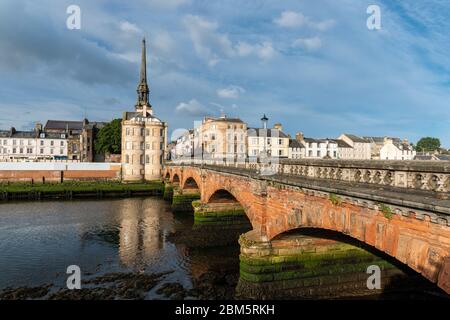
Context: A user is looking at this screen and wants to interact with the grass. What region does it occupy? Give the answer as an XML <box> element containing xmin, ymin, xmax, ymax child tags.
<box><xmin>378</xmin><ymin>203</ymin><xmax>393</xmax><ymax>220</ymax></box>
<box><xmin>329</xmin><ymin>193</ymin><xmax>342</xmax><ymax>206</ymax></box>
<box><xmin>0</xmin><ymin>180</ymin><xmax>164</xmax><ymax>194</ymax></box>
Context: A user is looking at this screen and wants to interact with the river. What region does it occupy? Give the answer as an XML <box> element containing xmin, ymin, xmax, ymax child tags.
<box><xmin>0</xmin><ymin>197</ymin><xmax>447</xmax><ymax>300</ymax></box>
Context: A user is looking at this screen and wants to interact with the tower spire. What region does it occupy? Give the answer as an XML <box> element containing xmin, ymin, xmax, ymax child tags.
<box><xmin>136</xmin><ymin>38</ymin><xmax>150</xmax><ymax>111</ymax></box>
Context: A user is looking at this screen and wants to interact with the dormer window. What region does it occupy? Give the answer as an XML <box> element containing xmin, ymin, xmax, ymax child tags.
<box><xmin>61</xmin><ymin>134</ymin><xmax>66</xmax><ymax>139</ymax></box>
<box><xmin>40</xmin><ymin>133</ymin><xmax>45</xmax><ymax>138</ymax></box>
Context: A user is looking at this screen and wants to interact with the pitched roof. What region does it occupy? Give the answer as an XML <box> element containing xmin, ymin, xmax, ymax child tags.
<box><xmin>45</xmin><ymin>120</ymin><xmax>83</xmax><ymax>130</ymax></box>
<box><xmin>289</xmin><ymin>139</ymin><xmax>304</xmax><ymax>148</ymax></box>
<box><xmin>247</xmin><ymin>128</ymin><xmax>289</xmax><ymax>138</ymax></box>
<box><xmin>342</xmin><ymin>134</ymin><xmax>368</xmax><ymax>143</ymax></box>
<box><xmin>332</xmin><ymin>139</ymin><xmax>353</xmax><ymax>148</ymax></box>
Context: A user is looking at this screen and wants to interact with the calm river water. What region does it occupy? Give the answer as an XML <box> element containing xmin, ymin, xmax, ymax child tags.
<box><xmin>0</xmin><ymin>197</ymin><xmax>447</xmax><ymax>300</ymax></box>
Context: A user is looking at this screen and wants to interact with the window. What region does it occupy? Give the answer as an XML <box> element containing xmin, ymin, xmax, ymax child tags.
<box><xmin>50</xmin><ymin>141</ymin><xmax>54</xmax><ymax>146</ymax></box>
<box><xmin>13</xmin><ymin>140</ymin><xmax>16</xmax><ymax>145</ymax></box>
<box><xmin>27</xmin><ymin>148</ymin><xmax>32</xmax><ymax>154</ymax></box>
<box><xmin>140</xmin><ymin>142</ymin><xmax>144</xmax><ymax>150</ymax></box>
<box><xmin>317</xmin><ymin>150</ymin><xmax>320</xmax><ymax>157</ymax></box>
<box><xmin>146</xmin><ymin>129</ymin><xmax>149</xmax><ymax>136</ymax></box>
<box><xmin>19</xmin><ymin>148</ymin><xmax>23</xmax><ymax>154</ymax></box>
<box><xmin>40</xmin><ymin>140</ymin><xmax>44</xmax><ymax>146</ymax></box>
<box><xmin>40</xmin><ymin>133</ymin><xmax>45</xmax><ymax>138</ymax></box>
<box><xmin>308</xmin><ymin>150</ymin><xmax>312</xmax><ymax>157</ymax></box>
<box><xmin>140</xmin><ymin>155</ymin><xmax>144</xmax><ymax>165</ymax></box>
<box><xmin>12</xmin><ymin>148</ymin><xmax>16</xmax><ymax>153</ymax></box>
<box><xmin>20</xmin><ymin>140</ymin><xmax>24</xmax><ymax>145</ymax></box>
<box><xmin>126</xmin><ymin>128</ymin><xmax>130</xmax><ymax>136</ymax></box>
<box><xmin>279</xmin><ymin>150</ymin><xmax>283</xmax><ymax>156</ymax></box>
<box><xmin>60</xmin><ymin>141</ymin><xmax>64</xmax><ymax>146</ymax></box>
<box><xmin>61</xmin><ymin>134</ymin><xmax>66</xmax><ymax>139</ymax></box>
<box><xmin>279</xmin><ymin>139</ymin><xmax>282</xmax><ymax>145</ymax></box>
<box><xmin>160</xmin><ymin>129</ymin><xmax>163</xmax><ymax>136</ymax></box>
<box><xmin>40</xmin><ymin>149</ymin><xmax>44</xmax><ymax>154</ymax></box>
<box><xmin>125</xmin><ymin>155</ymin><xmax>129</xmax><ymax>163</ymax></box>
<box><xmin>152</xmin><ymin>142</ymin><xmax>156</xmax><ymax>150</ymax></box>
<box><xmin>146</xmin><ymin>144</ymin><xmax>150</xmax><ymax>150</ymax></box>
<box><xmin>140</xmin><ymin>128</ymin><xmax>144</xmax><ymax>136</ymax></box>
<box><xmin>145</xmin><ymin>155</ymin><xmax>149</xmax><ymax>164</ymax></box>
<box><xmin>50</xmin><ymin>149</ymin><xmax>54</xmax><ymax>154</ymax></box>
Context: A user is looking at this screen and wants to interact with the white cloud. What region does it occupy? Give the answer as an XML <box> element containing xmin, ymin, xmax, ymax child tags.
<box><xmin>119</xmin><ymin>21</ymin><xmax>142</xmax><ymax>34</ymax></box>
<box><xmin>183</xmin><ymin>15</ymin><xmax>234</xmax><ymax>66</ymax></box>
<box><xmin>153</xmin><ymin>31</ymin><xmax>175</xmax><ymax>53</ymax></box>
<box><xmin>217</xmin><ymin>85</ymin><xmax>245</xmax><ymax>99</ymax></box>
<box><xmin>312</xmin><ymin>19</ymin><xmax>336</xmax><ymax>31</ymax></box>
<box><xmin>235</xmin><ymin>41</ymin><xmax>276</xmax><ymax>60</ymax></box>
<box><xmin>175</xmin><ymin>99</ymin><xmax>211</xmax><ymax>116</ymax></box>
<box><xmin>146</xmin><ymin>0</ymin><xmax>191</xmax><ymax>9</ymax></box>
<box><xmin>292</xmin><ymin>37</ymin><xmax>322</xmax><ymax>51</ymax></box>
<box><xmin>184</xmin><ymin>15</ymin><xmax>276</xmax><ymax>65</ymax></box>
<box><xmin>274</xmin><ymin>11</ymin><xmax>335</xmax><ymax>31</ymax></box>
<box><xmin>274</xmin><ymin>11</ymin><xmax>308</xmax><ymax>28</ymax></box>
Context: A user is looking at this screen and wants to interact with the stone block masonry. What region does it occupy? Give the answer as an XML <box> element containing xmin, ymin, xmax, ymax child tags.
<box><xmin>193</xmin><ymin>201</ymin><xmax>248</xmax><ymax>226</ymax></box>
<box><xmin>236</xmin><ymin>233</ymin><xmax>422</xmax><ymax>299</ymax></box>
<box><xmin>171</xmin><ymin>187</ymin><xmax>200</xmax><ymax>213</ymax></box>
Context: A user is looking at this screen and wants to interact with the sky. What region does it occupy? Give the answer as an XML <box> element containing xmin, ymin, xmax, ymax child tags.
<box><xmin>0</xmin><ymin>0</ymin><xmax>450</xmax><ymax>147</ymax></box>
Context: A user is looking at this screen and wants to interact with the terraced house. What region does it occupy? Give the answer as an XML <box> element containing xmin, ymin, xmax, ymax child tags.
<box><xmin>0</xmin><ymin>124</ymin><xmax>67</xmax><ymax>161</ymax></box>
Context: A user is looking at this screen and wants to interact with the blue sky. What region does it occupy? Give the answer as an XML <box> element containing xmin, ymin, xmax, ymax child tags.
<box><xmin>0</xmin><ymin>0</ymin><xmax>450</xmax><ymax>147</ymax></box>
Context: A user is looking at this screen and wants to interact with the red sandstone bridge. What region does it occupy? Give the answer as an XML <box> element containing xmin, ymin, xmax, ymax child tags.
<box><xmin>164</xmin><ymin>159</ymin><xmax>450</xmax><ymax>295</ymax></box>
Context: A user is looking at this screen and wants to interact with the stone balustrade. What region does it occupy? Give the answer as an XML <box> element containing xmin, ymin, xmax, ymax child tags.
<box><xmin>167</xmin><ymin>158</ymin><xmax>450</xmax><ymax>193</ymax></box>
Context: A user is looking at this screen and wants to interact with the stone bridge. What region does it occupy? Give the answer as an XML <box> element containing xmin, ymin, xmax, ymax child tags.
<box><xmin>163</xmin><ymin>159</ymin><xmax>450</xmax><ymax>295</ymax></box>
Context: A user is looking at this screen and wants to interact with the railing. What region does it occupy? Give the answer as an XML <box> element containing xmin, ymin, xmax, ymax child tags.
<box><xmin>167</xmin><ymin>157</ymin><xmax>450</xmax><ymax>193</ymax></box>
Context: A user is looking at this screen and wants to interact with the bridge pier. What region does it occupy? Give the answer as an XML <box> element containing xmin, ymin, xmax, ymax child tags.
<box><xmin>171</xmin><ymin>187</ymin><xmax>201</xmax><ymax>213</ymax></box>
<box><xmin>163</xmin><ymin>182</ymin><xmax>174</xmax><ymax>201</ymax></box>
<box><xmin>192</xmin><ymin>200</ymin><xmax>248</xmax><ymax>225</ymax></box>
<box><xmin>236</xmin><ymin>230</ymin><xmax>423</xmax><ymax>299</ymax></box>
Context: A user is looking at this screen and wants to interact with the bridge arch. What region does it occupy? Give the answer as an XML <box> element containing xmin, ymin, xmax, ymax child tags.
<box><xmin>172</xmin><ymin>173</ymin><xmax>180</xmax><ymax>185</ymax></box>
<box><xmin>181</xmin><ymin>172</ymin><xmax>203</xmax><ymax>193</ymax></box>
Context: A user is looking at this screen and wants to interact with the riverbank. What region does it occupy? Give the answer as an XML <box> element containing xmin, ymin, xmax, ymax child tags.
<box><xmin>0</xmin><ymin>181</ymin><xmax>164</xmax><ymax>201</ymax></box>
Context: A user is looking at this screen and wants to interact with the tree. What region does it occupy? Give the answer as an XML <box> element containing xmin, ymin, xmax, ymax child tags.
<box><xmin>415</xmin><ymin>137</ymin><xmax>441</xmax><ymax>152</ymax></box>
<box><xmin>94</xmin><ymin>119</ymin><xmax>122</xmax><ymax>155</ymax></box>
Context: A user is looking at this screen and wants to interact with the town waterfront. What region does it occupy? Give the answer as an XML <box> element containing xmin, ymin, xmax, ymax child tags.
<box><xmin>0</xmin><ymin>197</ymin><xmax>447</xmax><ymax>300</ymax></box>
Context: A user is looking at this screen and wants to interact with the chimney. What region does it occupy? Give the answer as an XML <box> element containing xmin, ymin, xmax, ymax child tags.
<box><xmin>273</xmin><ymin>123</ymin><xmax>282</xmax><ymax>131</ymax></box>
<box><xmin>35</xmin><ymin>122</ymin><xmax>43</xmax><ymax>132</ymax></box>
<box><xmin>295</xmin><ymin>132</ymin><xmax>304</xmax><ymax>142</ymax></box>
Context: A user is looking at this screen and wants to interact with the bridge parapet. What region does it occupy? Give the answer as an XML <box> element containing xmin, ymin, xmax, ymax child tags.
<box><xmin>168</xmin><ymin>158</ymin><xmax>450</xmax><ymax>194</ymax></box>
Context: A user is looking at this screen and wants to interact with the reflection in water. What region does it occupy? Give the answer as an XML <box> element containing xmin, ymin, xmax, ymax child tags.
<box><xmin>0</xmin><ymin>197</ymin><xmax>447</xmax><ymax>300</ymax></box>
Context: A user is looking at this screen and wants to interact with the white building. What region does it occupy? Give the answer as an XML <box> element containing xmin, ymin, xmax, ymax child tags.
<box><xmin>364</xmin><ymin>136</ymin><xmax>415</xmax><ymax>160</ymax></box>
<box><xmin>337</xmin><ymin>134</ymin><xmax>371</xmax><ymax>159</ymax></box>
<box><xmin>288</xmin><ymin>139</ymin><xmax>305</xmax><ymax>159</ymax></box>
<box><xmin>247</xmin><ymin>115</ymin><xmax>290</xmax><ymax>159</ymax></box>
<box><xmin>295</xmin><ymin>132</ymin><xmax>338</xmax><ymax>159</ymax></box>
<box><xmin>379</xmin><ymin>138</ymin><xmax>416</xmax><ymax>160</ymax></box>
<box><xmin>0</xmin><ymin>127</ymin><xmax>68</xmax><ymax>161</ymax></box>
